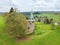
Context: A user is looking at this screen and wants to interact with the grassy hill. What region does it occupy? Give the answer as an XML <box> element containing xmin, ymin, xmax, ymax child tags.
<box><xmin>34</xmin><ymin>13</ymin><xmax>60</xmax><ymax>21</ymax></box>
<box><xmin>0</xmin><ymin>13</ymin><xmax>60</xmax><ymax>45</ymax></box>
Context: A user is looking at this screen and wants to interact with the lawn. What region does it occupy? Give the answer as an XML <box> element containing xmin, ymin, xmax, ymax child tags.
<box><xmin>0</xmin><ymin>13</ymin><xmax>60</xmax><ymax>45</ymax></box>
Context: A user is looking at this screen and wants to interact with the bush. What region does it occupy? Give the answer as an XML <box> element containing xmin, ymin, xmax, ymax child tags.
<box><xmin>5</xmin><ymin>11</ymin><xmax>28</xmax><ymax>39</ymax></box>
<box><xmin>51</xmin><ymin>22</ymin><xmax>60</xmax><ymax>30</ymax></box>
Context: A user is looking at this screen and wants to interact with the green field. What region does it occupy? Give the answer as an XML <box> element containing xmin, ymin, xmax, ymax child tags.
<box><xmin>34</xmin><ymin>13</ymin><xmax>60</xmax><ymax>21</ymax></box>
<box><xmin>0</xmin><ymin>13</ymin><xmax>60</xmax><ymax>45</ymax></box>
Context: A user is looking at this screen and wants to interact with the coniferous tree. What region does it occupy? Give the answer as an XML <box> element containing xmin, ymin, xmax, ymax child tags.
<box><xmin>9</xmin><ymin>7</ymin><xmax>14</xmax><ymax>13</ymax></box>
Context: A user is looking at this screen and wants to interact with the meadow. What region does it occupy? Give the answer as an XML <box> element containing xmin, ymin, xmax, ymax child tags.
<box><xmin>0</xmin><ymin>13</ymin><xmax>60</xmax><ymax>45</ymax></box>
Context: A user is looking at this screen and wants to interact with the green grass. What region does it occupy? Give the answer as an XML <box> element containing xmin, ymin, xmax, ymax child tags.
<box><xmin>34</xmin><ymin>13</ymin><xmax>60</xmax><ymax>21</ymax></box>
<box><xmin>35</xmin><ymin>22</ymin><xmax>51</xmax><ymax>35</ymax></box>
<box><xmin>0</xmin><ymin>13</ymin><xmax>60</xmax><ymax>45</ymax></box>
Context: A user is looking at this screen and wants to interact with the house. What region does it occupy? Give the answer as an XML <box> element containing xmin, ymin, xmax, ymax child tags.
<box><xmin>26</xmin><ymin>19</ymin><xmax>35</xmax><ymax>34</ymax></box>
<box><xmin>26</xmin><ymin>11</ymin><xmax>35</xmax><ymax>34</ymax></box>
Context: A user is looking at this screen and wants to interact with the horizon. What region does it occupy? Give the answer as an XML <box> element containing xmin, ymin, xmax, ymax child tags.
<box><xmin>0</xmin><ymin>0</ymin><xmax>60</xmax><ymax>12</ymax></box>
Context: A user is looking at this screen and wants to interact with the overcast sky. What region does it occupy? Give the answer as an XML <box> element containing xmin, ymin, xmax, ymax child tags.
<box><xmin>0</xmin><ymin>0</ymin><xmax>60</xmax><ymax>12</ymax></box>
